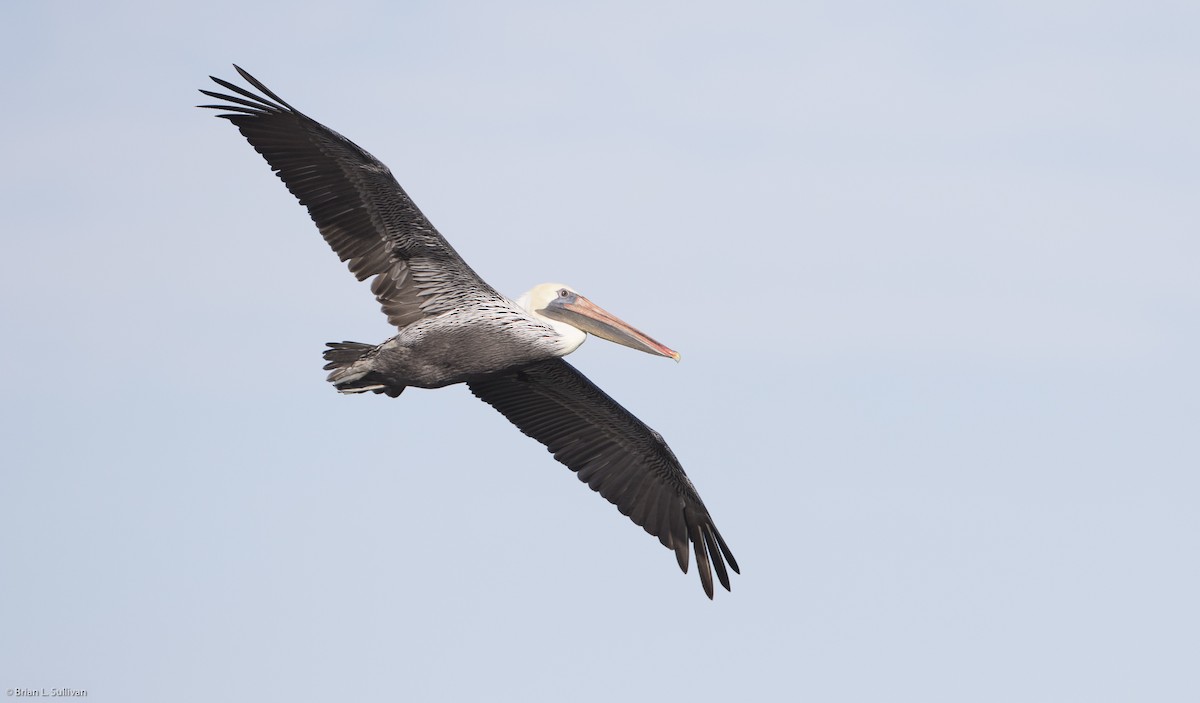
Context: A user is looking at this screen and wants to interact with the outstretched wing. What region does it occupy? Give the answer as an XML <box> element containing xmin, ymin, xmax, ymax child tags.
<box><xmin>199</xmin><ymin>65</ymin><xmax>505</xmax><ymax>328</ymax></box>
<box><xmin>468</xmin><ymin>358</ymin><xmax>739</xmax><ymax>598</ymax></box>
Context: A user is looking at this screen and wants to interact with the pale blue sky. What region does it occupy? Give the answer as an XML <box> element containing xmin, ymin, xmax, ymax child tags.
<box><xmin>2</xmin><ymin>1</ymin><xmax>1198</xmax><ymax>701</ymax></box>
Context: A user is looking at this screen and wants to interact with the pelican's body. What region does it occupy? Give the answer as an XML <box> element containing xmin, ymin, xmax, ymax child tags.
<box><xmin>326</xmin><ymin>283</ymin><xmax>676</xmax><ymax>394</ymax></box>
<box><xmin>324</xmin><ymin>296</ymin><xmax>564</xmax><ymax>393</ymax></box>
<box><xmin>200</xmin><ymin>67</ymin><xmax>738</xmax><ymax>598</ymax></box>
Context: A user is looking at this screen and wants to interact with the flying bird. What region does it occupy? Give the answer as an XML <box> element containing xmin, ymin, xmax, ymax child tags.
<box><xmin>199</xmin><ymin>66</ymin><xmax>738</xmax><ymax>597</ymax></box>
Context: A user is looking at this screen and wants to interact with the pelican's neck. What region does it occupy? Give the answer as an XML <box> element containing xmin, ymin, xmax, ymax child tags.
<box><xmin>516</xmin><ymin>289</ymin><xmax>587</xmax><ymax>357</ymax></box>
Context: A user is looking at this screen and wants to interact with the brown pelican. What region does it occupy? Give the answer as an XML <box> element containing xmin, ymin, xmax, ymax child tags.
<box><xmin>199</xmin><ymin>66</ymin><xmax>738</xmax><ymax>597</ymax></box>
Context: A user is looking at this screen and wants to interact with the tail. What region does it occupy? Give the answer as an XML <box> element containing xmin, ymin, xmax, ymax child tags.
<box><xmin>321</xmin><ymin>342</ymin><xmax>405</xmax><ymax>397</ymax></box>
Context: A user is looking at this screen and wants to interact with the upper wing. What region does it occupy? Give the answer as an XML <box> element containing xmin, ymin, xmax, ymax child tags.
<box><xmin>199</xmin><ymin>65</ymin><xmax>505</xmax><ymax>328</ymax></box>
<box><xmin>468</xmin><ymin>358</ymin><xmax>739</xmax><ymax>598</ymax></box>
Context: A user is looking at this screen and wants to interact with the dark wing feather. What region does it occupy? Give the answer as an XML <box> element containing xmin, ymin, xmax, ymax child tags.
<box><xmin>468</xmin><ymin>359</ymin><xmax>739</xmax><ymax>598</ymax></box>
<box><xmin>199</xmin><ymin>65</ymin><xmax>505</xmax><ymax>328</ymax></box>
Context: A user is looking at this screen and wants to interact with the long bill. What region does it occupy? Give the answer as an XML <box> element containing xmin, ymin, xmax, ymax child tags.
<box><xmin>543</xmin><ymin>294</ymin><xmax>681</xmax><ymax>361</ymax></box>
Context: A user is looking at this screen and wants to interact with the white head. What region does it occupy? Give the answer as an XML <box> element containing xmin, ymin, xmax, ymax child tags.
<box><xmin>517</xmin><ymin>283</ymin><xmax>587</xmax><ymax>355</ymax></box>
<box><xmin>517</xmin><ymin>282</ymin><xmax>680</xmax><ymax>361</ymax></box>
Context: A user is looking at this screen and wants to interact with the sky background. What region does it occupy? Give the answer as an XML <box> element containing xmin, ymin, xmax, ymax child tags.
<box><xmin>2</xmin><ymin>1</ymin><xmax>1198</xmax><ymax>701</ymax></box>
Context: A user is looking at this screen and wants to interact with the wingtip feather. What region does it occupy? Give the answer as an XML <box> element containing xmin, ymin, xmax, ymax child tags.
<box><xmin>690</xmin><ymin>522</ymin><xmax>714</xmax><ymax>599</ymax></box>
<box><xmin>674</xmin><ymin>541</ymin><xmax>689</xmax><ymax>573</ymax></box>
<box><xmin>705</xmin><ymin>525</ymin><xmax>732</xmax><ymax>592</ymax></box>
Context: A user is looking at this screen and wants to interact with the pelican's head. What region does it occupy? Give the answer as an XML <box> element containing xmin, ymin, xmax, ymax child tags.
<box><xmin>517</xmin><ymin>283</ymin><xmax>681</xmax><ymax>361</ymax></box>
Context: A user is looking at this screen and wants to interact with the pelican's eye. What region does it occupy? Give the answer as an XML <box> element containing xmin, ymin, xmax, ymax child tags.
<box><xmin>558</xmin><ymin>288</ymin><xmax>571</xmax><ymax>298</ymax></box>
